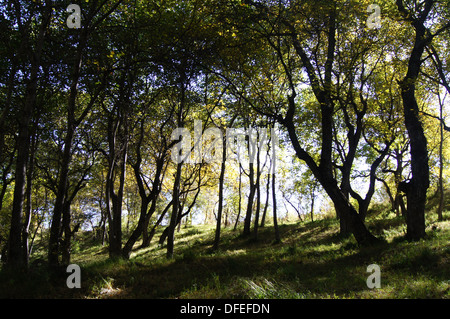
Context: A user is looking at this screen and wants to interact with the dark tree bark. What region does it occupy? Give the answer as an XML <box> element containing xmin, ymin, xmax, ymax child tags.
<box><xmin>282</xmin><ymin>9</ymin><xmax>378</xmax><ymax>245</ymax></box>
<box><xmin>8</xmin><ymin>2</ymin><xmax>52</xmax><ymax>268</ymax></box>
<box><xmin>22</xmin><ymin>128</ymin><xmax>38</xmax><ymax>265</ymax></box>
<box><xmin>243</xmin><ymin>127</ymin><xmax>258</xmax><ymax>236</ymax></box>
<box><xmin>142</xmin><ymin>200</ymin><xmax>172</xmax><ymax>248</ymax></box>
<box><xmin>107</xmin><ymin>136</ymin><xmax>128</xmax><ymax>259</ymax></box>
<box><xmin>260</xmin><ymin>156</ymin><xmax>271</xmax><ymax>228</ymax></box>
<box><xmin>284</xmin><ymin>116</ymin><xmax>379</xmax><ymax>245</ymax></box>
<box><xmin>212</xmin><ymin>128</ymin><xmax>227</xmax><ymax>251</ymax></box>
<box><xmin>253</xmin><ymin>132</ymin><xmax>262</xmax><ymax>241</ymax></box>
<box><xmin>234</xmin><ymin>166</ymin><xmax>243</xmax><ymax>231</ymax></box>
<box><xmin>167</xmin><ymin>162</ymin><xmax>182</xmax><ymax>258</ymax></box>
<box><xmin>271</xmin><ymin>131</ymin><xmax>281</xmax><ymax>243</ymax></box>
<box><xmin>48</xmin><ymin>22</ymin><xmax>97</xmax><ymax>266</ymax></box>
<box><xmin>122</xmin><ymin>128</ymin><xmax>167</xmax><ymax>258</ymax></box>
<box><xmin>437</xmin><ymin>94</ymin><xmax>444</xmax><ymax>221</ymax></box>
<box><xmin>243</xmin><ymin>165</ymin><xmax>256</xmax><ymax>236</ymax></box>
<box><xmin>395</xmin><ymin>0</ymin><xmax>435</xmax><ymax>241</ymax></box>
<box><xmin>104</xmin><ymin>94</ymin><xmax>130</xmax><ymax>259</ymax></box>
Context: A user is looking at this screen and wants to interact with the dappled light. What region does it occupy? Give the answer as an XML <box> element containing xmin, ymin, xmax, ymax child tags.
<box><xmin>0</xmin><ymin>0</ymin><xmax>449</xmax><ymax>306</ymax></box>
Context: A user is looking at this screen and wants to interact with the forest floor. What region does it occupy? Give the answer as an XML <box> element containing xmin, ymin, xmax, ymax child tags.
<box><xmin>1</xmin><ymin>210</ymin><xmax>449</xmax><ymax>299</ymax></box>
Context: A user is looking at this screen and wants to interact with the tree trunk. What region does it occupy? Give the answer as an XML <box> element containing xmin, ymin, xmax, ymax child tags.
<box><xmin>243</xmin><ymin>141</ymin><xmax>256</xmax><ymax>237</ymax></box>
<box><xmin>141</xmin><ymin>200</ymin><xmax>172</xmax><ymax>248</ymax></box>
<box><xmin>328</xmin><ymin>186</ymin><xmax>379</xmax><ymax>245</ymax></box>
<box><xmin>253</xmin><ymin>140</ymin><xmax>261</xmax><ymax>241</ymax></box>
<box><xmin>437</xmin><ymin>95</ymin><xmax>444</xmax><ymax>221</ymax></box>
<box><xmin>212</xmin><ymin>131</ymin><xmax>227</xmax><ymax>251</ymax></box>
<box><xmin>48</xmin><ymin>127</ymin><xmax>75</xmax><ymax>266</ymax></box>
<box><xmin>284</xmin><ymin>119</ymin><xmax>379</xmax><ymax>245</ymax></box>
<box><xmin>122</xmin><ymin>200</ymin><xmax>150</xmax><ymax>259</ymax></box>
<box><xmin>398</xmin><ymin>21</ymin><xmax>430</xmax><ymax>241</ymax></box>
<box><xmin>48</xmin><ymin>26</ymin><xmax>89</xmax><ymax>266</ymax></box>
<box><xmin>272</xmin><ymin>166</ymin><xmax>281</xmax><ymax>243</ymax></box>
<box><xmin>234</xmin><ymin>166</ymin><xmax>243</xmax><ymax>230</ymax></box>
<box><xmin>109</xmin><ymin>144</ymin><xmax>127</xmax><ymax>259</ymax></box>
<box><xmin>9</xmin><ymin>83</ymin><xmax>34</xmax><ymax>269</ymax></box>
<box><xmin>260</xmin><ymin>160</ymin><xmax>271</xmax><ymax>227</ymax></box>
<box><xmin>7</xmin><ymin>2</ymin><xmax>51</xmax><ymax>269</ymax></box>
<box><xmin>167</xmin><ymin>162</ymin><xmax>182</xmax><ymax>258</ymax></box>
<box><xmin>61</xmin><ymin>203</ymin><xmax>72</xmax><ymax>265</ymax></box>
<box><xmin>22</xmin><ymin>130</ymin><xmax>37</xmax><ymax>266</ymax></box>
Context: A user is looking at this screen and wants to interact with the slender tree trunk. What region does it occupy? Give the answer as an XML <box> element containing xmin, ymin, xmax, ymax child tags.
<box><xmin>48</xmin><ymin>27</ymin><xmax>89</xmax><ymax>266</ymax></box>
<box><xmin>109</xmin><ymin>143</ymin><xmax>127</xmax><ymax>259</ymax></box>
<box><xmin>212</xmin><ymin>130</ymin><xmax>227</xmax><ymax>251</ymax></box>
<box><xmin>122</xmin><ymin>146</ymin><xmax>165</xmax><ymax>257</ymax></box>
<box><xmin>22</xmin><ymin>129</ymin><xmax>37</xmax><ymax>266</ymax></box>
<box><xmin>234</xmin><ymin>166</ymin><xmax>242</xmax><ymax>230</ymax></box>
<box><xmin>339</xmin><ymin>167</ymin><xmax>353</xmax><ymax>234</ymax></box>
<box><xmin>243</xmin><ymin>129</ymin><xmax>257</xmax><ymax>236</ymax></box>
<box><xmin>167</xmin><ymin>162</ymin><xmax>182</xmax><ymax>258</ymax></box>
<box><xmin>253</xmin><ymin>141</ymin><xmax>261</xmax><ymax>241</ymax></box>
<box><xmin>260</xmin><ymin>161</ymin><xmax>271</xmax><ymax>227</ymax></box>
<box><xmin>437</xmin><ymin>95</ymin><xmax>444</xmax><ymax>221</ymax></box>
<box><xmin>272</xmin><ymin>154</ymin><xmax>281</xmax><ymax>243</ymax></box>
<box><xmin>9</xmin><ymin>74</ymin><xmax>35</xmax><ymax>268</ymax></box>
<box><xmin>48</xmin><ymin>127</ymin><xmax>75</xmax><ymax>266</ymax></box>
<box><xmin>310</xmin><ymin>190</ymin><xmax>315</xmax><ymax>222</ymax></box>
<box><xmin>243</xmin><ymin>168</ymin><xmax>255</xmax><ymax>236</ymax></box>
<box><xmin>7</xmin><ymin>3</ymin><xmax>52</xmax><ymax>269</ymax></box>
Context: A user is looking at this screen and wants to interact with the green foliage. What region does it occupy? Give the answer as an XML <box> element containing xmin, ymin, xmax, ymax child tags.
<box><xmin>1</xmin><ymin>0</ymin><xmax>450</xmax><ymax>299</ymax></box>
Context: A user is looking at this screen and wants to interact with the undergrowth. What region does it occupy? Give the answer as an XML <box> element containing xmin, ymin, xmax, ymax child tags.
<box><xmin>1</xmin><ymin>211</ymin><xmax>449</xmax><ymax>299</ymax></box>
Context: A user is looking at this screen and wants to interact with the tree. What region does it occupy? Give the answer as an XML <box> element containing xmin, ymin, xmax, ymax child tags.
<box><xmin>395</xmin><ymin>0</ymin><xmax>450</xmax><ymax>240</ymax></box>
<box><xmin>224</xmin><ymin>0</ymin><xmax>380</xmax><ymax>244</ymax></box>
<box><xmin>212</xmin><ymin>114</ymin><xmax>236</xmax><ymax>251</ymax></box>
<box><xmin>122</xmin><ymin>90</ymin><xmax>175</xmax><ymax>258</ymax></box>
<box><xmin>7</xmin><ymin>0</ymin><xmax>53</xmax><ymax>268</ymax></box>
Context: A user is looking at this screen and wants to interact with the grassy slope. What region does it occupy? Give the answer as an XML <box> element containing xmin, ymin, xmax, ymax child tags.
<box><xmin>1</xmin><ymin>211</ymin><xmax>449</xmax><ymax>299</ymax></box>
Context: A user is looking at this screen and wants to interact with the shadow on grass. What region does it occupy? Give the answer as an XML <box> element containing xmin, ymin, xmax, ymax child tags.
<box><xmin>3</xmin><ymin>214</ymin><xmax>448</xmax><ymax>299</ymax></box>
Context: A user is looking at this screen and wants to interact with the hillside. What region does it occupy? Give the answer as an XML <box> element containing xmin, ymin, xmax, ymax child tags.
<box><xmin>1</xmin><ymin>211</ymin><xmax>449</xmax><ymax>299</ymax></box>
